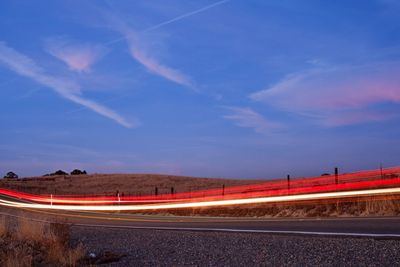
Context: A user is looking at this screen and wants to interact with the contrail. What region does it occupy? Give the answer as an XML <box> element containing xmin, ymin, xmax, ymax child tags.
<box><xmin>143</xmin><ymin>0</ymin><xmax>230</xmax><ymax>32</ymax></box>
<box><xmin>105</xmin><ymin>0</ymin><xmax>230</xmax><ymax>45</ymax></box>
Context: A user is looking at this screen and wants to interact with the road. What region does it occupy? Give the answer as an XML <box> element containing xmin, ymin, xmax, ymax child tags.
<box><xmin>1</xmin><ymin>192</ymin><xmax>400</xmax><ymax>238</ymax></box>
<box><xmin>1</xmin><ymin>205</ymin><xmax>400</xmax><ymax>238</ymax></box>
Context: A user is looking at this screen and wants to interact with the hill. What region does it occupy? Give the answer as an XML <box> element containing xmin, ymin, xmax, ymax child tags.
<box><xmin>0</xmin><ymin>173</ymin><xmax>262</xmax><ymax>196</ymax></box>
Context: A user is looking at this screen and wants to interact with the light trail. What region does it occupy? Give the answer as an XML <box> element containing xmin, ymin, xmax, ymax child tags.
<box><xmin>2</xmin><ymin>175</ymin><xmax>400</xmax><ymax>205</ymax></box>
<box><xmin>58</xmin><ymin>167</ymin><xmax>400</xmax><ymax>200</ymax></box>
<box><xmin>1</xmin><ymin>186</ymin><xmax>400</xmax><ymax>211</ymax></box>
<box><xmin>0</xmin><ymin>166</ymin><xmax>398</xmax><ymax>213</ymax></box>
<box><xmin>2</xmin><ymin>166</ymin><xmax>399</xmax><ymax>204</ymax></box>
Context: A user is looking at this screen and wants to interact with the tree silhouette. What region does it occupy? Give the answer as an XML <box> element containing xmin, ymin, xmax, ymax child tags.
<box><xmin>70</xmin><ymin>169</ymin><xmax>87</xmax><ymax>175</ymax></box>
<box><xmin>3</xmin><ymin>171</ymin><xmax>18</xmax><ymax>179</ymax></box>
<box><xmin>52</xmin><ymin>170</ymin><xmax>68</xmax><ymax>176</ymax></box>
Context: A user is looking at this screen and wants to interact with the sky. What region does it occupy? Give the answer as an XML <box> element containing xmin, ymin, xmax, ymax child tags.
<box><xmin>0</xmin><ymin>0</ymin><xmax>400</xmax><ymax>179</ymax></box>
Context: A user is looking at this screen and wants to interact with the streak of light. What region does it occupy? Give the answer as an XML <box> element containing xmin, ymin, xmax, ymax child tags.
<box><xmin>2</xmin><ymin>175</ymin><xmax>400</xmax><ymax>205</ymax></box>
<box><xmin>29</xmin><ymin>166</ymin><xmax>400</xmax><ymax>203</ymax></box>
<box><xmin>1</xmin><ymin>187</ymin><xmax>400</xmax><ymax>211</ymax></box>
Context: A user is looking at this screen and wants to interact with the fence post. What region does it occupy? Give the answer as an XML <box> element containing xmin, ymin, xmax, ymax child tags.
<box><xmin>222</xmin><ymin>184</ymin><xmax>225</xmax><ymax>196</ymax></box>
<box><xmin>335</xmin><ymin>167</ymin><xmax>338</xmax><ymax>185</ymax></box>
<box><xmin>287</xmin><ymin>175</ymin><xmax>290</xmax><ymax>192</ymax></box>
<box><xmin>171</xmin><ymin>187</ymin><xmax>174</xmax><ymax>195</ymax></box>
<box><xmin>155</xmin><ymin>187</ymin><xmax>158</xmax><ymax>196</ymax></box>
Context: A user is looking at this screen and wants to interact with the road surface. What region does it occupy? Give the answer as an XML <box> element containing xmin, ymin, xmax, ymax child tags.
<box><xmin>1</xmin><ymin>192</ymin><xmax>400</xmax><ymax>238</ymax></box>
<box><xmin>1</xmin><ymin>205</ymin><xmax>400</xmax><ymax>238</ymax></box>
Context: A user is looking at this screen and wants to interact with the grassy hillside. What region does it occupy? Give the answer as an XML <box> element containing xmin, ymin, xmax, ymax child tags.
<box><xmin>0</xmin><ymin>174</ymin><xmax>262</xmax><ymax>196</ymax></box>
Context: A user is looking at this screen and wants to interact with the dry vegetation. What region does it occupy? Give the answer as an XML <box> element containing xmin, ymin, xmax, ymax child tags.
<box><xmin>135</xmin><ymin>196</ymin><xmax>400</xmax><ymax>218</ymax></box>
<box><xmin>0</xmin><ymin>173</ymin><xmax>262</xmax><ymax>196</ymax></box>
<box><xmin>0</xmin><ymin>216</ymin><xmax>85</xmax><ymax>267</ymax></box>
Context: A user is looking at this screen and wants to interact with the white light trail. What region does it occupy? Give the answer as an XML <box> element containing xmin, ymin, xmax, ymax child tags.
<box><xmin>1</xmin><ymin>187</ymin><xmax>400</xmax><ymax>211</ymax></box>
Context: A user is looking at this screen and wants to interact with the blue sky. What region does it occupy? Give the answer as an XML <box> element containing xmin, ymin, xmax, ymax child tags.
<box><xmin>1</xmin><ymin>0</ymin><xmax>400</xmax><ymax>179</ymax></box>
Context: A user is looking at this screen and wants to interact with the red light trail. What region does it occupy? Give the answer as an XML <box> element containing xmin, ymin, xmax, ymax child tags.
<box><xmin>0</xmin><ymin>167</ymin><xmax>399</xmax><ymax>211</ymax></box>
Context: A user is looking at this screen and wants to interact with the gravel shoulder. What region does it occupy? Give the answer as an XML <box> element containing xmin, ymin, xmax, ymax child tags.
<box><xmin>71</xmin><ymin>226</ymin><xmax>400</xmax><ymax>266</ymax></box>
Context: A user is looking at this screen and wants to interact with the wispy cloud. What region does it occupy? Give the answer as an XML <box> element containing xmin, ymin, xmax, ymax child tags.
<box><xmin>250</xmin><ymin>63</ymin><xmax>400</xmax><ymax>126</ymax></box>
<box><xmin>45</xmin><ymin>37</ymin><xmax>107</xmax><ymax>73</ymax></box>
<box><xmin>126</xmin><ymin>32</ymin><xmax>193</xmax><ymax>87</ymax></box>
<box><xmin>0</xmin><ymin>41</ymin><xmax>135</xmax><ymax>128</ymax></box>
<box><xmin>101</xmin><ymin>0</ymin><xmax>231</xmax><ymax>88</ymax></box>
<box><xmin>222</xmin><ymin>106</ymin><xmax>279</xmax><ymax>134</ymax></box>
<box><xmin>107</xmin><ymin>15</ymin><xmax>193</xmax><ymax>88</ymax></box>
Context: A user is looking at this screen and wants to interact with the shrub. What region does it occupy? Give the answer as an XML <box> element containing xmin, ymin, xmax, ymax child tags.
<box><xmin>51</xmin><ymin>170</ymin><xmax>68</xmax><ymax>176</ymax></box>
<box><xmin>3</xmin><ymin>171</ymin><xmax>18</xmax><ymax>179</ymax></box>
<box><xmin>70</xmin><ymin>169</ymin><xmax>87</xmax><ymax>175</ymax></box>
<box><xmin>0</xmin><ymin>217</ymin><xmax>86</xmax><ymax>266</ymax></box>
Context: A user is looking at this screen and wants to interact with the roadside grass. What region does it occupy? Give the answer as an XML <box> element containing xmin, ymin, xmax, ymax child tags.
<box><xmin>135</xmin><ymin>195</ymin><xmax>400</xmax><ymax>218</ymax></box>
<box><xmin>0</xmin><ymin>216</ymin><xmax>85</xmax><ymax>267</ymax></box>
<box><xmin>15</xmin><ymin>217</ymin><xmax>47</xmax><ymax>242</ymax></box>
<box><xmin>362</xmin><ymin>195</ymin><xmax>400</xmax><ymax>216</ymax></box>
<box><xmin>0</xmin><ymin>216</ymin><xmax>7</xmax><ymax>237</ymax></box>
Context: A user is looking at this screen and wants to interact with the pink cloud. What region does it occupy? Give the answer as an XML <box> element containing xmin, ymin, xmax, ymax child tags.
<box><xmin>45</xmin><ymin>38</ymin><xmax>106</xmax><ymax>73</ymax></box>
<box><xmin>250</xmin><ymin>63</ymin><xmax>400</xmax><ymax>125</ymax></box>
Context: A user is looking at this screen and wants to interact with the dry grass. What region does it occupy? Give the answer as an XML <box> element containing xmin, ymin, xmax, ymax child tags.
<box><xmin>4</xmin><ymin>247</ymin><xmax>33</xmax><ymax>267</ymax></box>
<box><xmin>0</xmin><ymin>173</ymin><xmax>262</xmax><ymax>196</ymax></box>
<box><xmin>135</xmin><ymin>196</ymin><xmax>400</xmax><ymax>218</ymax></box>
<box><xmin>0</xmin><ymin>217</ymin><xmax>85</xmax><ymax>267</ymax></box>
<box><xmin>0</xmin><ymin>216</ymin><xmax>7</xmax><ymax>237</ymax></box>
<box><xmin>15</xmin><ymin>217</ymin><xmax>47</xmax><ymax>242</ymax></box>
<box><xmin>362</xmin><ymin>195</ymin><xmax>400</xmax><ymax>216</ymax></box>
<box><xmin>48</xmin><ymin>242</ymin><xmax>86</xmax><ymax>266</ymax></box>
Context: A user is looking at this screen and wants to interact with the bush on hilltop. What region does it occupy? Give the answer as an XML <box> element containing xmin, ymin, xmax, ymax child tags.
<box><xmin>3</xmin><ymin>171</ymin><xmax>18</xmax><ymax>179</ymax></box>
<box><xmin>70</xmin><ymin>169</ymin><xmax>87</xmax><ymax>175</ymax></box>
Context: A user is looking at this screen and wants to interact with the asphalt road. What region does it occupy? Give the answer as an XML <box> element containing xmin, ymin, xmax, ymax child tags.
<box><xmin>1</xmin><ymin>205</ymin><xmax>400</xmax><ymax>238</ymax></box>
<box><xmin>1</xmin><ymin>193</ymin><xmax>400</xmax><ymax>237</ymax></box>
